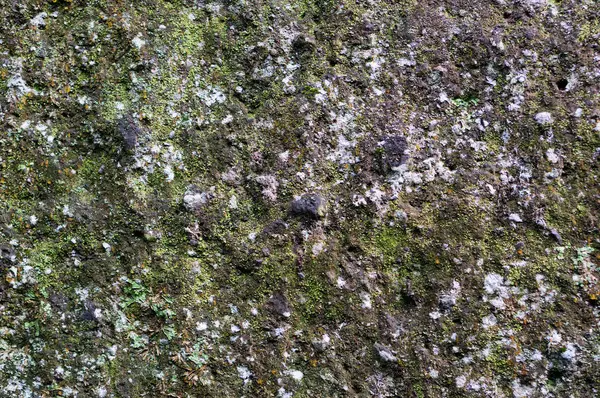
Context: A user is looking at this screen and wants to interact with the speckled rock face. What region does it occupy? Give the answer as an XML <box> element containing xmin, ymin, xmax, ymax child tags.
<box><xmin>1</xmin><ymin>0</ymin><xmax>599</xmax><ymax>397</ymax></box>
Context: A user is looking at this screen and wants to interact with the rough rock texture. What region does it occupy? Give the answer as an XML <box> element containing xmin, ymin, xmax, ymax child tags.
<box><xmin>1</xmin><ymin>0</ymin><xmax>599</xmax><ymax>397</ymax></box>
<box><xmin>291</xmin><ymin>194</ymin><xmax>327</xmax><ymax>219</ymax></box>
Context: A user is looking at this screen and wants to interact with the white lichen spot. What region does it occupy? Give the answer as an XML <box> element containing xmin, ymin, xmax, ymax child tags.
<box><xmin>512</xmin><ymin>380</ymin><xmax>534</xmax><ymax>398</ymax></box>
<box><xmin>352</xmin><ymin>194</ymin><xmax>367</xmax><ymax>207</ymax></box>
<box><xmin>221</xmin><ymin>114</ymin><xmax>233</xmax><ymax>124</ymax></box>
<box><xmin>561</xmin><ymin>342</ymin><xmax>577</xmax><ymax>361</ymax></box>
<box><xmin>360</xmin><ymin>292</ymin><xmax>372</xmax><ymax>309</ymax></box>
<box><xmin>164</xmin><ymin>165</ymin><xmax>175</xmax><ymax>182</ymax></box>
<box><xmin>30</xmin><ymin>12</ymin><xmax>48</xmax><ymax>27</ymax></box>
<box><xmin>196</xmin><ymin>85</ymin><xmax>226</xmax><ymax>107</ymax></box>
<box><xmin>96</xmin><ymin>386</ymin><xmax>107</xmax><ymax>398</ymax></box>
<box><xmin>546</xmin><ymin>330</ymin><xmax>562</xmax><ymax>346</ymax></box>
<box><xmin>196</xmin><ymin>321</ymin><xmax>208</xmax><ymax>331</ymax></box>
<box><xmin>183</xmin><ymin>188</ymin><xmax>211</xmax><ymax>212</ymax></box>
<box><xmin>327</xmin><ymin>134</ymin><xmax>359</xmax><ymax>165</ymax></box>
<box><xmin>482</xmin><ymin>314</ymin><xmax>497</xmax><ymax>329</ymax></box>
<box><xmin>508</xmin><ymin>213</ymin><xmax>522</xmax><ymax>222</ymax></box>
<box><xmin>54</xmin><ymin>366</ymin><xmax>65</xmax><ymax>377</ymax></box>
<box><xmin>256</xmin><ymin>175</ymin><xmax>279</xmax><ymax>202</ymax></box>
<box><xmin>132</xmin><ymin>34</ymin><xmax>146</xmax><ymax>49</ymax></box>
<box><xmin>439</xmin><ymin>280</ymin><xmax>461</xmax><ymax>308</ymax></box>
<box><xmin>484</xmin><ymin>273</ymin><xmax>507</xmax><ymax>295</ymax></box>
<box><xmin>229</xmin><ymin>195</ymin><xmax>238</xmax><ymax>209</ymax></box>
<box><xmin>278</xmin><ymin>151</ymin><xmax>290</xmax><ymax>163</ymax></box>
<box><xmin>456</xmin><ymin>375</ymin><xmax>467</xmax><ymax>388</ymax></box>
<box><xmin>7</xmin><ymin>70</ymin><xmax>33</xmax><ymax>101</ymax></box>
<box><xmin>534</xmin><ymin>112</ymin><xmax>553</xmax><ymax>125</ymax></box>
<box><xmin>237</xmin><ymin>366</ymin><xmax>252</xmax><ymax>385</ymax></box>
<box><xmin>524</xmin><ymin>0</ymin><xmax>548</xmax><ymax>7</ymax></box>
<box><xmin>286</xmin><ymin>370</ymin><xmax>304</xmax><ymax>381</ymax></box>
<box><xmin>312</xmin><ymin>242</ymin><xmax>325</xmax><ymax>256</ymax></box>
<box><xmin>546</xmin><ymin>148</ymin><xmax>559</xmax><ymax>164</ymax></box>
<box><xmin>429</xmin><ymin>311</ymin><xmax>442</xmax><ymax>320</ymax></box>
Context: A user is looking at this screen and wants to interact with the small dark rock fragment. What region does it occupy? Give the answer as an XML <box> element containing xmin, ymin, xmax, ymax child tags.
<box><xmin>117</xmin><ymin>115</ymin><xmax>142</xmax><ymax>150</ymax></box>
<box><xmin>0</xmin><ymin>244</ymin><xmax>15</xmax><ymax>262</ymax></box>
<box><xmin>379</xmin><ymin>135</ymin><xmax>408</xmax><ymax>173</ymax></box>
<box><xmin>439</xmin><ymin>294</ymin><xmax>456</xmax><ymax>311</ymax></box>
<box><xmin>292</xmin><ymin>34</ymin><xmax>316</xmax><ymax>57</ymax></box>
<box><xmin>291</xmin><ymin>194</ymin><xmax>326</xmax><ymax>219</ymax></box>
<box><xmin>266</xmin><ymin>291</ymin><xmax>291</xmax><ymax>318</ymax></box>
<box><xmin>81</xmin><ymin>300</ymin><xmax>100</xmax><ymax>322</ymax></box>
<box><xmin>49</xmin><ymin>292</ymin><xmax>68</xmax><ymax>311</ymax></box>
<box><xmin>556</xmin><ymin>78</ymin><xmax>569</xmax><ymax>91</ymax></box>
<box><xmin>261</xmin><ymin>219</ymin><xmax>288</xmax><ymax>237</ymax></box>
<box><xmin>312</xmin><ymin>334</ymin><xmax>331</xmax><ymax>352</ymax></box>
<box><xmin>381</xmin><ymin>312</ymin><xmax>402</xmax><ymax>338</ymax></box>
<box><xmin>550</xmin><ymin>228</ymin><xmax>563</xmax><ymax>244</ymax></box>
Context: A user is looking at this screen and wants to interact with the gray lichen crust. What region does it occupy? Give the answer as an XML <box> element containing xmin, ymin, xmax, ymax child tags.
<box><xmin>1</xmin><ymin>0</ymin><xmax>599</xmax><ymax>397</ymax></box>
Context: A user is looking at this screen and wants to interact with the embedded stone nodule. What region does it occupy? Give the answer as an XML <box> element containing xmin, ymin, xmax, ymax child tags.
<box><xmin>290</xmin><ymin>194</ymin><xmax>327</xmax><ymax>219</ymax></box>
<box><xmin>117</xmin><ymin>115</ymin><xmax>142</xmax><ymax>150</ymax></box>
<box><xmin>380</xmin><ymin>135</ymin><xmax>409</xmax><ymax>173</ymax></box>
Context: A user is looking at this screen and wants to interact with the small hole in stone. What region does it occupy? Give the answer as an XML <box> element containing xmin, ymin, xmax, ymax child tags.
<box><xmin>556</xmin><ymin>78</ymin><xmax>568</xmax><ymax>91</ymax></box>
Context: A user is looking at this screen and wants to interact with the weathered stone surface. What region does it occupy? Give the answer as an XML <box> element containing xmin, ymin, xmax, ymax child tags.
<box><xmin>1</xmin><ymin>0</ymin><xmax>599</xmax><ymax>397</ymax></box>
